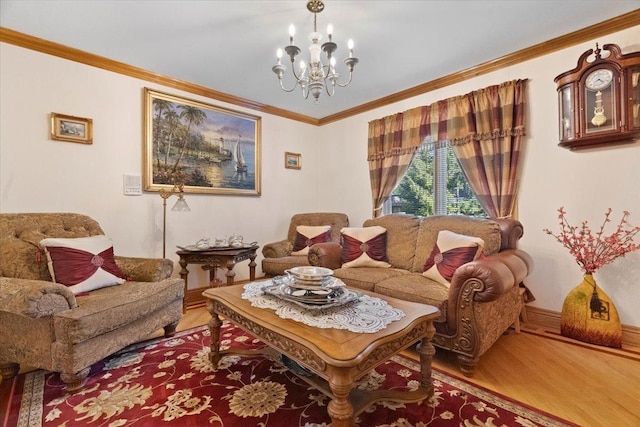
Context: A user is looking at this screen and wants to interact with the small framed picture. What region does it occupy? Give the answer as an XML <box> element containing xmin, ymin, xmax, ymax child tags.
<box><xmin>285</xmin><ymin>152</ymin><xmax>301</xmax><ymax>170</ymax></box>
<box><xmin>50</xmin><ymin>113</ymin><xmax>93</xmax><ymax>144</ymax></box>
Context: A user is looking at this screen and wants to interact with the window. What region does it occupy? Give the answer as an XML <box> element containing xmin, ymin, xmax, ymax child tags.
<box><xmin>383</xmin><ymin>142</ymin><xmax>485</xmax><ymax>217</ymax></box>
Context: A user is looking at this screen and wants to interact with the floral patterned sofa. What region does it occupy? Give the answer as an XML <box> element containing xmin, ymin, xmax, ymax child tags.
<box><xmin>309</xmin><ymin>214</ymin><xmax>533</xmax><ymax>376</ymax></box>
<box><xmin>0</xmin><ymin>213</ymin><xmax>184</xmax><ymax>391</ymax></box>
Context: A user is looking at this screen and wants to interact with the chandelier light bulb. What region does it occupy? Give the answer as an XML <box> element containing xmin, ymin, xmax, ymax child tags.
<box><xmin>327</xmin><ymin>23</ymin><xmax>333</xmax><ymax>41</ymax></box>
<box><xmin>299</xmin><ymin>60</ymin><xmax>306</xmax><ymax>70</ymax></box>
<box><xmin>289</xmin><ymin>24</ymin><xmax>295</xmax><ymax>43</ymax></box>
<box><xmin>348</xmin><ymin>39</ymin><xmax>354</xmax><ymax>57</ymax></box>
<box><xmin>276</xmin><ymin>48</ymin><xmax>283</xmax><ymax>64</ymax></box>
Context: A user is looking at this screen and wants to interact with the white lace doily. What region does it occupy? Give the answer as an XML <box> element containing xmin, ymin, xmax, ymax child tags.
<box><xmin>242</xmin><ymin>281</ymin><xmax>405</xmax><ymax>333</ymax></box>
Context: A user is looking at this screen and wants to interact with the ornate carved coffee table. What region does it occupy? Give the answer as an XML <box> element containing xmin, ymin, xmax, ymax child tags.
<box><xmin>203</xmin><ymin>284</ymin><xmax>439</xmax><ymax>427</ymax></box>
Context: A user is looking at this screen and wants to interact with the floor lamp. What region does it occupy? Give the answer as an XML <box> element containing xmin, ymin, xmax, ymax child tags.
<box><xmin>159</xmin><ymin>184</ymin><xmax>190</xmax><ymax>258</ymax></box>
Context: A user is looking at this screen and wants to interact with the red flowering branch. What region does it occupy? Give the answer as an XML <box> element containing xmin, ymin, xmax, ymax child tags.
<box><xmin>543</xmin><ymin>207</ymin><xmax>640</xmax><ymax>274</ymax></box>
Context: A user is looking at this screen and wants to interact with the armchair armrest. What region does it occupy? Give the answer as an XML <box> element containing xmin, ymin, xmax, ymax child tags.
<box><xmin>494</xmin><ymin>218</ymin><xmax>524</xmax><ymax>250</ymax></box>
<box><xmin>0</xmin><ymin>277</ymin><xmax>77</xmax><ymax>318</ymax></box>
<box><xmin>261</xmin><ymin>240</ymin><xmax>293</xmax><ymax>259</ymax></box>
<box><xmin>114</xmin><ymin>256</ymin><xmax>174</xmax><ymax>282</ymax></box>
<box><xmin>308</xmin><ymin>242</ymin><xmax>343</xmax><ymax>270</ymax></box>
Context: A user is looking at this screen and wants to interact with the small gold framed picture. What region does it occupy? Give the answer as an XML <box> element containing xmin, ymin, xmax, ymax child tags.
<box><xmin>284</xmin><ymin>152</ymin><xmax>301</xmax><ymax>170</ymax></box>
<box><xmin>50</xmin><ymin>113</ymin><xmax>93</xmax><ymax>144</ymax></box>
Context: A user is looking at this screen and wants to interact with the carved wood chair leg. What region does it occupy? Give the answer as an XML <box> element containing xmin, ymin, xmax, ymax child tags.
<box><xmin>457</xmin><ymin>355</ymin><xmax>479</xmax><ymax>377</ymax></box>
<box><xmin>60</xmin><ymin>367</ymin><xmax>90</xmax><ymax>393</ymax></box>
<box><xmin>164</xmin><ymin>321</ymin><xmax>179</xmax><ymax>337</ymax></box>
<box><xmin>0</xmin><ymin>362</ymin><xmax>20</xmax><ymax>380</ymax></box>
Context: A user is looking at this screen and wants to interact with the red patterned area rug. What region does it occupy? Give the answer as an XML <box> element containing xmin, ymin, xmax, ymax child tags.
<box><xmin>2</xmin><ymin>323</ymin><xmax>578</xmax><ymax>427</ymax></box>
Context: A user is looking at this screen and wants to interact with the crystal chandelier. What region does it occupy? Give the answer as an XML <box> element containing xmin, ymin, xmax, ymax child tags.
<box><xmin>272</xmin><ymin>0</ymin><xmax>359</xmax><ymax>103</ymax></box>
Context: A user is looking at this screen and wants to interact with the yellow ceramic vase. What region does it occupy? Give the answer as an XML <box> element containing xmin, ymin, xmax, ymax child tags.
<box><xmin>560</xmin><ymin>273</ymin><xmax>622</xmax><ymax>348</ymax></box>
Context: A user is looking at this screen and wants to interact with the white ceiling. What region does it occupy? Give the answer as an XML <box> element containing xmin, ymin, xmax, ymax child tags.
<box><xmin>1</xmin><ymin>1</ymin><xmax>639</xmax><ymax>120</ymax></box>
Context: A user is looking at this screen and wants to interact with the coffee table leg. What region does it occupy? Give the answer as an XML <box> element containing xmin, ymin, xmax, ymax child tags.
<box><xmin>327</xmin><ymin>377</ymin><xmax>355</xmax><ymax>427</ymax></box>
<box><xmin>208</xmin><ymin>312</ymin><xmax>223</xmax><ymax>367</ymax></box>
<box><xmin>416</xmin><ymin>321</ymin><xmax>436</xmax><ymax>398</ymax></box>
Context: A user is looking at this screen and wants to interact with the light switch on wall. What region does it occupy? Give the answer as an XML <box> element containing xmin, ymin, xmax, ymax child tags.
<box><xmin>123</xmin><ymin>174</ymin><xmax>142</xmax><ymax>195</ymax></box>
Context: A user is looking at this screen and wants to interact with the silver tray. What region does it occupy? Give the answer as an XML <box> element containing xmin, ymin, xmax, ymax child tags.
<box><xmin>272</xmin><ymin>275</ymin><xmax>344</xmax><ymax>291</ymax></box>
<box><xmin>262</xmin><ymin>284</ymin><xmax>361</xmax><ymax>310</ymax></box>
<box><xmin>177</xmin><ymin>243</ymin><xmax>257</xmax><ymax>252</ymax></box>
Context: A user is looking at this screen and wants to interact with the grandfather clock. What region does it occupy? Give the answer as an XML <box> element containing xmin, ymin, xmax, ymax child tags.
<box><xmin>554</xmin><ymin>43</ymin><xmax>640</xmax><ymax>150</ymax></box>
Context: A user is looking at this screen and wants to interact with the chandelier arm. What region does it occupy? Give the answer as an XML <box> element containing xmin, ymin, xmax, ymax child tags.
<box><xmin>335</xmin><ymin>72</ymin><xmax>354</xmax><ymax>88</ymax></box>
<box><xmin>289</xmin><ymin>60</ymin><xmax>302</xmax><ymax>81</ymax></box>
<box><xmin>324</xmin><ymin>79</ymin><xmax>336</xmax><ymax>96</ymax></box>
<box><xmin>278</xmin><ymin>79</ymin><xmax>300</xmax><ymax>93</ymax></box>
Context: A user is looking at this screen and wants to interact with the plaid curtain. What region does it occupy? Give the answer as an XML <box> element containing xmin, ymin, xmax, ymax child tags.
<box><xmin>367</xmin><ymin>110</ymin><xmax>423</xmax><ymax>217</ymax></box>
<box><xmin>367</xmin><ymin>79</ymin><xmax>527</xmax><ymax>219</ymax></box>
<box><xmin>447</xmin><ymin>80</ymin><xmax>527</xmax><ymax>218</ymax></box>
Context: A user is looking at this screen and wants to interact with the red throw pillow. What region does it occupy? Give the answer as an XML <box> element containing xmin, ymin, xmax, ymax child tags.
<box><xmin>39</xmin><ymin>235</ymin><xmax>126</xmax><ymax>294</ymax></box>
<box><xmin>291</xmin><ymin>225</ymin><xmax>332</xmax><ymax>255</ymax></box>
<box><xmin>423</xmin><ymin>230</ymin><xmax>484</xmax><ymax>287</ymax></box>
<box><xmin>340</xmin><ymin>226</ymin><xmax>391</xmax><ymax>268</ymax></box>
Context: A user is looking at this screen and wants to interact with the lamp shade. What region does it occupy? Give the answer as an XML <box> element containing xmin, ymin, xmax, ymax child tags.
<box><xmin>171</xmin><ymin>197</ymin><xmax>190</xmax><ymax>212</ymax></box>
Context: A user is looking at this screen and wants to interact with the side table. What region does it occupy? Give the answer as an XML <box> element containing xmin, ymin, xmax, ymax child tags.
<box><xmin>176</xmin><ymin>245</ymin><xmax>259</xmax><ymax>312</ymax></box>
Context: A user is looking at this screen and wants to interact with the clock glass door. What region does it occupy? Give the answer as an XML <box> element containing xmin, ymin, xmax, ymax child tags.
<box><xmin>584</xmin><ymin>68</ymin><xmax>616</xmax><ymax>134</ymax></box>
<box><xmin>558</xmin><ymin>85</ymin><xmax>574</xmax><ymax>141</ymax></box>
<box><xmin>631</xmin><ymin>66</ymin><xmax>640</xmax><ymax>129</ymax></box>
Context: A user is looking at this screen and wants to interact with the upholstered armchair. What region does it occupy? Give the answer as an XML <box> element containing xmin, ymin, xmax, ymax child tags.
<box><xmin>261</xmin><ymin>212</ymin><xmax>349</xmax><ymax>277</ymax></box>
<box><xmin>0</xmin><ymin>213</ymin><xmax>184</xmax><ymax>392</ymax></box>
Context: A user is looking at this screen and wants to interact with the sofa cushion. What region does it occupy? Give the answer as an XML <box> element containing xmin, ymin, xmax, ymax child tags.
<box><xmin>333</xmin><ymin>267</ymin><xmax>409</xmax><ymax>292</ymax></box>
<box><xmin>413</xmin><ymin>215</ymin><xmax>502</xmax><ymax>272</ymax></box>
<box><xmin>373</xmin><ymin>274</ymin><xmax>448</xmax><ymax>323</ymax></box>
<box><xmin>340</xmin><ymin>226</ymin><xmax>391</xmax><ymax>268</ymax></box>
<box><xmin>291</xmin><ymin>225</ymin><xmax>331</xmax><ymax>256</ymax></box>
<box><xmin>53</xmin><ymin>278</ymin><xmax>183</xmax><ymax>344</ymax></box>
<box><xmin>422</xmin><ymin>230</ymin><xmax>484</xmax><ymax>287</ymax></box>
<box><xmin>364</xmin><ymin>214</ymin><xmax>421</xmax><ymax>270</ymax></box>
<box><xmin>39</xmin><ymin>236</ymin><xmax>126</xmax><ymax>294</ymax></box>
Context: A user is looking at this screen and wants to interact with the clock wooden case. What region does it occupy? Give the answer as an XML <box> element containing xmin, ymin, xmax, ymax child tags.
<box><xmin>554</xmin><ymin>43</ymin><xmax>640</xmax><ymax>150</ymax></box>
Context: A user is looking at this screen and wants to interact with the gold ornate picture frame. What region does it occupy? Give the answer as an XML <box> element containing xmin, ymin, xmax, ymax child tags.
<box><xmin>50</xmin><ymin>113</ymin><xmax>93</xmax><ymax>144</ymax></box>
<box><xmin>144</xmin><ymin>88</ymin><xmax>262</xmax><ymax>196</ymax></box>
<box><xmin>285</xmin><ymin>152</ymin><xmax>301</xmax><ymax>170</ymax></box>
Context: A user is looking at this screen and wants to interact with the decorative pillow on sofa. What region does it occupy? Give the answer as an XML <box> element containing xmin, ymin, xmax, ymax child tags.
<box><xmin>422</xmin><ymin>230</ymin><xmax>484</xmax><ymax>287</ymax></box>
<box><xmin>39</xmin><ymin>235</ymin><xmax>126</xmax><ymax>294</ymax></box>
<box><xmin>340</xmin><ymin>226</ymin><xmax>391</xmax><ymax>268</ymax></box>
<box><xmin>291</xmin><ymin>225</ymin><xmax>332</xmax><ymax>256</ymax></box>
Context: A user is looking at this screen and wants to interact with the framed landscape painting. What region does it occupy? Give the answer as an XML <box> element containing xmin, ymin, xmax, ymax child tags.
<box><xmin>50</xmin><ymin>113</ymin><xmax>93</xmax><ymax>144</ymax></box>
<box><xmin>143</xmin><ymin>88</ymin><xmax>261</xmax><ymax>195</ymax></box>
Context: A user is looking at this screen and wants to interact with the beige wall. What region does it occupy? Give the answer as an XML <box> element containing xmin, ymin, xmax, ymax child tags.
<box><xmin>2</xmin><ymin>25</ymin><xmax>640</xmax><ymax>326</ymax></box>
<box><xmin>315</xmin><ymin>26</ymin><xmax>640</xmax><ymax>326</ymax></box>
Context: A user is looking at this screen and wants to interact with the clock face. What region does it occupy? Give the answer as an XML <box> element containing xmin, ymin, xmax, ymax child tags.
<box><xmin>585</xmin><ymin>69</ymin><xmax>613</xmax><ymax>90</ymax></box>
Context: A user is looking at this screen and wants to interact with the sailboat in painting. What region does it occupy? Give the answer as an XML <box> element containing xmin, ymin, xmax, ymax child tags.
<box><xmin>234</xmin><ymin>136</ymin><xmax>248</xmax><ymax>174</ymax></box>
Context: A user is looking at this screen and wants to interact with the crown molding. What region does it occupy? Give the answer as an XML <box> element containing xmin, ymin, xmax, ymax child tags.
<box><xmin>318</xmin><ymin>9</ymin><xmax>640</xmax><ymax>125</ymax></box>
<box><xmin>0</xmin><ymin>27</ymin><xmax>320</xmax><ymax>126</ymax></box>
<box><xmin>2</xmin><ymin>10</ymin><xmax>639</xmax><ymax>127</ymax></box>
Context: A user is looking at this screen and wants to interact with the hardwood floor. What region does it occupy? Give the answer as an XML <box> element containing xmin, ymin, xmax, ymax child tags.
<box><xmin>2</xmin><ymin>305</ymin><xmax>638</xmax><ymax>426</ymax></box>
<box><xmin>177</xmin><ymin>306</ymin><xmax>640</xmax><ymax>427</ymax></box>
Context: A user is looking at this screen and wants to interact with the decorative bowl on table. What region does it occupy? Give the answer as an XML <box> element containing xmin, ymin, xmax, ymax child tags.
<box><xmin>283</xmin><ymin>266</ymin><xmax>335</xmax><ymax>290</ymax></box>
<box><xmin>285</xmin><ymin>266</ymin><xmax>333</xmax><ymax>281</ymax></box>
